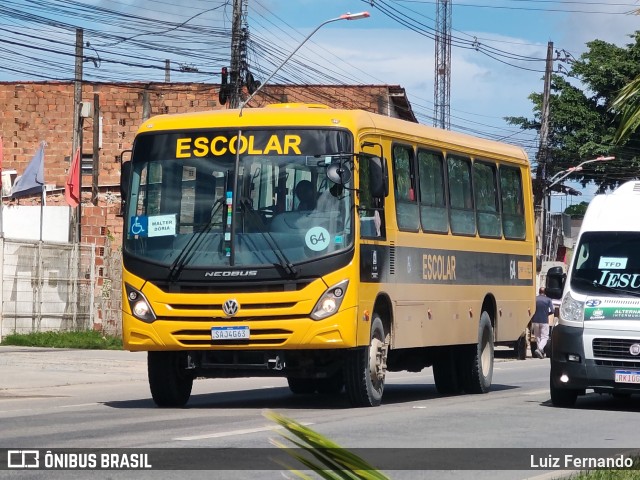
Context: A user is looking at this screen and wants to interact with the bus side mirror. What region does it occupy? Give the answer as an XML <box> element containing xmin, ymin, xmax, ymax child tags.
<box><xmin>368</xmin><ymin>156</ymin><xmax>388</xmax><ymax>198</ymax></box>
<box><xmin>120</xmin><ymin>160</ymin><xmax>131</xmax><ymax>198</ymax></box>
<box><xmin>120</xmin><ymin>160</ymin><xmax>131</xmax><ymax>217</ymax></box>
<box><xmin>327</xmin><ymin>163</ymin><xmax>351</xmax><ymax>185</ymax></box>
<box><xmin>546</xmin><ymin>266</ymin><xmax>566</xmax><ymax>300</ymax></box>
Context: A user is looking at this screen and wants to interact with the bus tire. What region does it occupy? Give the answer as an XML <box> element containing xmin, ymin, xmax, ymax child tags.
<box><xmin>515</xmin><ymin>333</ymin><xmax>527</xmax><ymax>360</ymax></box>
<box><xmin>344</xmin><ymin>315</ymin><xmax>388</xmax><ymax>407</ymax></box>
<box><xmin>287</xmin><ymin>377</ymin><xmax>316</xmax><ymax>394</ymax></box>
<box><xmin>433</xmin><ymin>347</ymin><xmax>463</xmax><ymax>394</ymax></box>
<box><xmin>148</xmin><ymin>351</ymin><xmax>193</xmax><ymax>407</ymax></box>
<box><xmin>316</xmin><ymin>371</ymin><xmax>344</xmax><ymax>394</ymax></box>
<box><xmin>549</xmin><ymin>375</ymin><xmax>578</xmax><ymax>407</ymax></box>
<box><xmin>460</xmin><ymin>312</ymin><xmax>494</xmax><ymax>394</ymax></box>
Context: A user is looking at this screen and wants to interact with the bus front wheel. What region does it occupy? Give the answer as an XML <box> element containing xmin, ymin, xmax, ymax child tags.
<box><xmin>460</xmin><ymin>312</ymin><xmax>494</xmax><ymax>394</ymax></box>
<box><xmin>344</xmin><ymin>315</ymin><xmax>389</xmax><ymax>407</ymax></box>
<box><xmin>148</xmin><ymin>351</ymin><xmax>193</xmax><ymax>407</ymax></box>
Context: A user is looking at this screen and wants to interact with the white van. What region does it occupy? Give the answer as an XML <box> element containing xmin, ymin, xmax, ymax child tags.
<box><xmin>548</xmin><ymin>181</ymin><xmax>640</xmax><ymax>407</ymax></box>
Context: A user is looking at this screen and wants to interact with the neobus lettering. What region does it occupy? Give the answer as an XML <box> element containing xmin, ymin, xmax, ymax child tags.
<box><xmin>176</xmin><ymin>134</ymin><xmax>302</xmax><ymax>158</ymax></box>
<box><xmin>598</xmin><ymin>270</ymin><xmax>640</xmax><ymax>289</ymax></box>
<box><xmin>422</xmin><ymin>254</ymin><xmax>456</xmax><ymax>281</ymax></box>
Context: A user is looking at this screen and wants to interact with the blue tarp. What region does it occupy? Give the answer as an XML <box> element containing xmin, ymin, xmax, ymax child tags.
<box><xmin>11</xmin><ymin>143</ymin><xmax>44</xmax><ymax>199</ymax></box>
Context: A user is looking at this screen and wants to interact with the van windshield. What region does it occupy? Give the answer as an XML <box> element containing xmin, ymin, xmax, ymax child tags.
<box><xmin>571</xmin><ymin>231</ymin><xmax>640</xmax><ymax>295</ymax></box>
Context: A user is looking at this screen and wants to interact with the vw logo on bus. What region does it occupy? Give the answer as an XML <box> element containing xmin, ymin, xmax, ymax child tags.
<box><xmin>630</xmin><ymin>343</ymin><xmax>640</xmax><ymax>356</ymax></box>
<box><xmin>222</xmin><ymin>299</ymin><xmax>240</xmax><ymax>317</ymax></box>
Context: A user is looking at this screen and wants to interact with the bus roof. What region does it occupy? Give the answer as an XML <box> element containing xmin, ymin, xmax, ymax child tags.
<box><xmin>137</xmin><ymin>103</ymin><xmax>529</xmax><ymax>163</ymax></box>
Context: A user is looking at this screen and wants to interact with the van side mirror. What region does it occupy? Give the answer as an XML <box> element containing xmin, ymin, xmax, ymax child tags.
<box><xmin>546</xmin><ymin>266</ymin><xmax>566</xmax><ymax>299</ymax></box>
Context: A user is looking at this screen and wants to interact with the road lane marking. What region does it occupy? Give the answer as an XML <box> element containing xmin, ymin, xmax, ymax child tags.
<box><xmin>523</xmin><ymin>389</ymin><xmax>548</xmax><ymax>396</ymax></box>
<box><xmin>175</xmin><ymin>422</ymin><xmax>314</xmax><ymax>441</ymax></box>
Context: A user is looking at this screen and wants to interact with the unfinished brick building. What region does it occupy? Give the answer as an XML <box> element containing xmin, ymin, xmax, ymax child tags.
<box><xmin>0</xmin><ymin>81</ymin><xmax>415</xmax><ymax>333</ymax></box>
<box><xmin>0</xmin><ymin>81</ymin><xmax>416</xmax><ymax>250</ymax></box>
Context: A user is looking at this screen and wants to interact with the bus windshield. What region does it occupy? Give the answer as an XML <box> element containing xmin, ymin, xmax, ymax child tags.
<box><xmin>124</xmin><ymin>128</ymin><xmax>354</xmax><ymax>270</ymax></box>
<box><xmin>571</xmin><ymin>231</ymin><xmax>640</xmax><ymax>295</ymax></box>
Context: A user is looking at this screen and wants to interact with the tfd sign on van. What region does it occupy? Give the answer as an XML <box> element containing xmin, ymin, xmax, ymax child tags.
<box><xmin>598</xmin><ymin>257</ymin><xmax>627</xmax><ymax>269</ymax></box>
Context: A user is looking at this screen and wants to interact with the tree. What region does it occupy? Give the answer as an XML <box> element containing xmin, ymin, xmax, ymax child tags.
<box><xmin>507</xmin><ymin>32</ymin><xmax>640</xmax><ymax>193</ymax></box>
<box><xmin>563</xmin><ymin>201</ymin><xmax>589</xmax><ymax>218</ymax></box>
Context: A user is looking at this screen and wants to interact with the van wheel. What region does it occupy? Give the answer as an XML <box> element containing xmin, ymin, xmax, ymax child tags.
<box><xmin>549</xmin><ymin>374</ymin><xmax>579</xmax><ymax>407</ymax></box>
<box><xmin>344</xmin><ymin>315</ymin><xmax>388</xmax><ymax>407</ymax></box>
<box><xmin>460</xmin><ymin>312</ymin><xmax>494</xmax><ymax>394</ymax></box>
<box><xmin>433</xmin><ymin>346</ymin><xmax>463</xmax><ymax>394</ymax></box>
<box><xmin>148</xmin><ymin>351</ymin><xmax>193</xmax><ymax>407</ymax></box>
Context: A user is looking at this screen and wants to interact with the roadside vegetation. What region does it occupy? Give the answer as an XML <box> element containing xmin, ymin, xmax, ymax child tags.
<box><xmin>568</xmin><ymin>462</ymin><xmax>640</xmax><ymax>480</ymax></box>
<box><xmin>0</xmin><ymin>330</ymin><xmax>122</xmax><ymax>349</ymax></box>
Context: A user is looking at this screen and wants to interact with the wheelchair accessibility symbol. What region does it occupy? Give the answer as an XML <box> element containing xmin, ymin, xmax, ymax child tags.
<box><xmin>130</xmin><ymin>216</ymin><xmax>148</xmax><ymax>236</ymax></box>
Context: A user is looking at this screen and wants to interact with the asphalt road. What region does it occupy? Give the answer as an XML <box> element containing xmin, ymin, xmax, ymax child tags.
<box><xmin>0</xmin><ymin>346</ymin><xmax>639</xmax><ymax>480</ymax></box>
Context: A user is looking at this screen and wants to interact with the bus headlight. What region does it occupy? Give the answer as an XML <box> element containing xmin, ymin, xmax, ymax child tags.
<box><xmin>311</xmin><ymin>280</ymin><xmax>349</xmax><ymax>320</ymax></box>
<box><xmin>560</xmin><ymin>291</ymin><xmax>584</xmax><ymax>324</ymax></box>
<box><xmin>125</xmin><ymin>284</ymin><xmax>157</xmax><ymax>323</ymax></box>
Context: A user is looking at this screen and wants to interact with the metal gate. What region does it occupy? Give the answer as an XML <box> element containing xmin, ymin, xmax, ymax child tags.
<box><xmin>0</xmin><ymin>239</ymin><xmax>96</xmax><ymax>339</ymax></box>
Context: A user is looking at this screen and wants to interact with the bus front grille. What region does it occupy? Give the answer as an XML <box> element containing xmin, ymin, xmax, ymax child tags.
<box><xmin>173</xmin><ymin>328</ymin><xmax>292</xmax><ymax>347</ymax></box>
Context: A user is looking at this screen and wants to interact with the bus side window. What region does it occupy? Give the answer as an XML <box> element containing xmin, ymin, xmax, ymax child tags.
<box><xmin>499</xmin><ymin>166</ymin><xmax>525</xmax><ymax>240</ymax></box>
<box><xmin>448</xmin><ymin>155</ymin><xmax>476</xmax><ymax>235</ymax></box>
<box><xmin>417</xmin><ymin>149</ymin><xmax>448</xmax><ymax>233</ymax></box>
<box><xmin>393</xmin><ymin>144</ymin><xmax>419</xmax><ymax>231</ymax></box>
<box><xmin>473</xmin><ymin>161</ymin><xmax>501</xmax><ymax>238</ymax></box>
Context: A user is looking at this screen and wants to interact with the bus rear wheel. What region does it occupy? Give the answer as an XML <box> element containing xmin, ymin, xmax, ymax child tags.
<box><xmin>344</xmin><ymin>315</ymin><xmax>388</xmax><ymax>407</ymax></box>
<box><xmin>460</xmin><ymin>312</ymin><xmax>494</xmax><ymax>394</ymax></box>
<box><xmin>148</xmin><ymin>351</ymin><xmax>193</xmax><ymax>407</ymax></box>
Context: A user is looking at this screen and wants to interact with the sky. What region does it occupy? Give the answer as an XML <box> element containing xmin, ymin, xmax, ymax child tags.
<box><xmin>1</xmin><ymin>0</ymin><xmax>639</xmax><ymax>210</ymax></box>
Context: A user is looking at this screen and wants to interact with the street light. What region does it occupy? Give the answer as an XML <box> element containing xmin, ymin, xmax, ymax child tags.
<box><xmin>239</xmin><ymin>11</ymin><xmax>370</xmax><ymax>116</ymax></box>
<box><xmin>540</xmin><ymin>155</ymin><xmax>615</xmax><ymax>261</ymax></box>
<box><xmin>546</xmin><ymin>155</ymin><xmax>615</xmax><ymax>192</ymax></box>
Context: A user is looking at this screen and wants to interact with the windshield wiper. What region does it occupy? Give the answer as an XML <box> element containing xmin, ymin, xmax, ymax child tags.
<box><xmin>573</xmin><ymin>276</ymin><xmax>640</xmax><ymax>298</ymax></box>
<box><xmin>239</xmin><ymin>198</ymin><xmax>297</xmax><ymax>277</ymax></box>
<box><xmin>168</xmin><ymin>197</ymin><xmax>225</xmax><ymax>282</ymax></box>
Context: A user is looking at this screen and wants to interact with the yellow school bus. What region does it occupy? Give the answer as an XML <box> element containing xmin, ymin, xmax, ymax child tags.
<box><xmin>120</xmin><ymin>103</ymin><xmax>536</xmax><ymax>407</ymax></box>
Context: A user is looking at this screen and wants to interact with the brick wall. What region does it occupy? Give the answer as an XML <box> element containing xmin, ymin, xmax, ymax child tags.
<box><xmin>0</xmin><ymin>81</ymin><xmax>401</xmax><ymax>254</ymax></box>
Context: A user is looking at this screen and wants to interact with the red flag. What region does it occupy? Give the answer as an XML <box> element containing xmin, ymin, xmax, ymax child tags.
<box><xmin>65</xmin><ymin>147</ymin><xmax>80</xmax><ymax>207</ymax></box>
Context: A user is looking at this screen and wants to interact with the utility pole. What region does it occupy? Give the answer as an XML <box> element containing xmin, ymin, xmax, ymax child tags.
<box><xmin>165</xmin><ymin>60</ymin><xmax>170</xmax><ymax>82</ymax></box>
<box><xmin>434</xmin><ymin>0</ymin><xmax>452</xmax><ymax>130</ymax></box>
<box><xmin>229</xmin><ymin>0</ymin><xmax>248</xmax><ymax>108</ymax></box>
<box><xmin>91</xmin><ymin>93</ymin><xmax>100</xmax><ymax>206</ymax></box>
<box><xmin>536</xmin><ymin>41</ymin><xmax>554</xmax><ymax>261</ymax></box>
<box><xmin>71</xmin><ymin>28</ymin><xmax>84</xmax><ymax>244</ymax></box>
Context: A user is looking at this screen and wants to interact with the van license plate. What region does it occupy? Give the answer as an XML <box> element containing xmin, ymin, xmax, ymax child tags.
<box><xmin>614</xmin><ymin>370</ymin><xmax>640</xmax><ymax>384</ymax></box>
<box><xmin>211</xmin><ymin>326</ymin><xmax>249</xmax><ymax>340</ymax></box>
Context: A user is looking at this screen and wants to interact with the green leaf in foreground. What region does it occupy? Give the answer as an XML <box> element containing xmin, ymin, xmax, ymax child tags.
<box><xmin>264</xmin><ymin>410</ymin><xmax>390</xmax><ymax>480</ymax></box>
